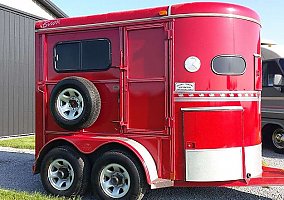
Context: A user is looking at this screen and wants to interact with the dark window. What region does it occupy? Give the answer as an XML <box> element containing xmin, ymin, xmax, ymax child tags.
<box><xmin>262</xmin><ymin>60</ymin><xmax>282</xmax><ymax>87</ymax></box>
<box><xmin>212</xmin><ymin>55</ymin><xmax>246</xmax><ymax>75</ymax></box>
<box><xmin>55</xmin><ymin>42</ymin><xmax>80</xmax><ymax>71</ymax></box>
<box><xmin>82</xmin><ymin>39</ymin><xmax>111</xmax><ymax>70</ymax></box>
<box><xmin>54</xmin><ymin>38</ymin><xmax>111</xmax><ymax>72</ymax></box>
<box><xmin>279</xmin><ymin>59</ymin><xmax>284</xmax><ymax>70</ymax></box>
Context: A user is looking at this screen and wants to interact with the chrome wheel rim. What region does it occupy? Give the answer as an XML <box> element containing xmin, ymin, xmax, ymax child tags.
<box><xmin>56</xmin><ymin>88</ymin><xmax>84</xmax><ymax>120</ymax></box>
<box><xmin>48</xmin><ymin>159</ymin><xmax>74</xmax><ymax>191</ymax></box>
<box><xmin>272</xmin><ymin>129</ymin><xmax>284</xmax><ymax>149</ymax></box>
<box><xmin>100</xmin><ymin>163</ymin><xmax>130</xmax><ymax>198</ymax></box>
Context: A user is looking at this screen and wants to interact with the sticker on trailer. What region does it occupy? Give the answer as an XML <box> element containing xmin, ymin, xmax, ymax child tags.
<box><xmin>175</xmin><ymin>82</ymin><xmax>195</xmax><ymax>92</ymax></box>
<box><xmin>184</xmin><ymin>56</ymin><xmax>201</xmax><ymax>72</ymax></box>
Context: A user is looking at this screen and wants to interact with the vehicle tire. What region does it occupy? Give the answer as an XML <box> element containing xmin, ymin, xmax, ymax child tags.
<box><xmin>271</xmin><ymin>128</ymin><xmax>284</xmax><ymax>154</ymax></box>
<box><xmin>50</xmin><ymin>76</ymin><xmax>101</xmax><ymax>131</ymax></box>
<box><xmin>262</xmin><ymin>126</ymin><xmax>273</xmax><ymax>148</ymax></box>
<box><xmin>91</xmin><ymin>150</ymin><xmax>147</xmax><ymax>200</ymax></box>
<box><xmin>40</xmin><ymin>146</ymin><xmax>90</xmax><ymax>197</ymax></box>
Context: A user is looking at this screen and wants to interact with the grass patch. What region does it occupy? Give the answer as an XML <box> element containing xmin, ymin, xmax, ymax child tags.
<box><xmin>0</xmin><ymin>136</ymin><xmax>35</xmax><ymax>149</ymax></box>
<box><xmin>0</xmin><ymin>189</ymin><xmax>68</xmax><ymax>200</ymax></box>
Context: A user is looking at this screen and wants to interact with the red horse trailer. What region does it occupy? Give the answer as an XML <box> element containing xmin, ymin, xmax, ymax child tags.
<box><xmin>34</xmin><ymin>2</ymin><xmax>284</xmax><ymax>199</ymax></box>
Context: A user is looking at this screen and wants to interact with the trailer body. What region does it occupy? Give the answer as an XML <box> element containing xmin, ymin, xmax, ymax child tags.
<box><xmin>34</xmin><ymin>2</ymin><xmax>284</xmax><ymax>199</ymax></box>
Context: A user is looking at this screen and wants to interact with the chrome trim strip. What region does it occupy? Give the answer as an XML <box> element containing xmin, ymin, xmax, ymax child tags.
<box><xmin>36</xmin><ymin>12</ymin><xmax>260</xmax><ymax>32</ymax></box>
<box><xmin>174</xmin><ymin>13</ymin><xmax>261</xmax><ymax>25</ymax></box>
<box><xmin>181</xmin><ymin>106</ymin><xmax>243</xmax><ymax>112</ymax></box>
<box><xmin>175</xmin><ymin>97</ymin><xmax>259</xmax><ymax>102</ymax></box>
<box><xmin>36</xmin><ymin>16</ymin><xmax>168</xmax><ymax>32</ymax></box>
<box><xmin>175</xmin><ymin>90</ymin><xmax>259</xmax><ymax>94</ymax></box>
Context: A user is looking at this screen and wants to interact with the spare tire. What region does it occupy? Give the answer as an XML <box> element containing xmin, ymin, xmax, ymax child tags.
<box><xmin>50</xmin><ymin>76</ymin><xmax>101</xmax><ymax>131</ymax></box>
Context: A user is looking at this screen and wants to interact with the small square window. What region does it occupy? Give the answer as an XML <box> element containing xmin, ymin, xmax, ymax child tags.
<box><xmin>82</xmin><ymin>39</ymin><xmax>111</xmax><ymax>70</ymax></box>
<box><xmin>55</xmin><ymin>42</ymin><xmax>80</xmax><ymax>71</ymax></box>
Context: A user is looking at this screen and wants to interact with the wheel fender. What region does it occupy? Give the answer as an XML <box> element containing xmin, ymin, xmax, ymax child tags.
<box><xmin>112</xmin><ymin>137</ymin><xmax>159</xmax><ymax>185</ymax></box>
<box><xmin>35</xmin><ymin>136</ymin><xmax>159</xmax><ymax>186</ymax></box>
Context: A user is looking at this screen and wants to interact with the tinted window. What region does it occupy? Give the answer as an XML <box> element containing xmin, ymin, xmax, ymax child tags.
<box><xmin>212</xmin><ymin>55</ymin><xmax>246</xmax><ymax>75</ymax></box>
<box><xmin>262</xmin><ymin>61</ymin><xmax>282</xmax><ymax>87</ymax></box>
<box><xmin>82</xmin><ymin>39</ymin><xmax>111</xmax><ymax>70</ymax></box>
<box><xmin>54</xmin><ymin>38</ymin><xmax>111</xmax><ymax>72</ymax></box>
<box><xmin>279</xmin><ymin>59</ymin><xmax>284</xmax><ymax>70</ymax></box>
<box><xmin>55</xmin><ymin>42</ymin><xmax>80</xmax><ymax>71</ymax></box>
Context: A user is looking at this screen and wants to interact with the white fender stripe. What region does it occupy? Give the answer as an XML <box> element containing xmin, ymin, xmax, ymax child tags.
<box><xmin>115</xmin><ymin>137</ymin><xmax>158</xmax><ymax>182</ymax></box>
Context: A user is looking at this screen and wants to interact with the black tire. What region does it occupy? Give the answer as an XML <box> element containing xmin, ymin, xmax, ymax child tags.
<box><xmin>271</xmin><ymin>128</ymin><xmax>284</xmax><ymax>154</ymax></box>
<box><xmin>40</xmin><ymin>146</ymin><xmax>90</xmax><ymax>197</ymax></box>
<box><xmin>91</xmin><ymin>150</ymin><xmax>147</xmax><ymax>200</ymax></box>
<box><xmin>50</xmin><ymin>76</ymin><xmax>101</xmax><ymax>131</ymax></box>
<box><xmin>262</xmin><ymin>126</ymin><xmax>273</xmax><ymax>148</ymax></box>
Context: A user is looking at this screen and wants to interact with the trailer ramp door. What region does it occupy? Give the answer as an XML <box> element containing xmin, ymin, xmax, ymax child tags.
<box><xmin>182</xmin><ymin>106</ymin><xmax>244</xmax><ymax>182</ymax></box>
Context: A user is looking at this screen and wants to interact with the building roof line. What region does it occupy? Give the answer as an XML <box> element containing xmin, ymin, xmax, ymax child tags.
<box><xmin>36</xmin><ymin>0</ymin><xmax>68</xmax><ymax>18</ymax></box>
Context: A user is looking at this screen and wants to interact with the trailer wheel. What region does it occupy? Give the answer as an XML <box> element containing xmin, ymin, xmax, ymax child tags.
<box><xmin>271</xmin><ymin>128</ymin><xmax>284</xmax><ymax>154</ymax></box>
<box><xmin>40</xmin><ymin>146</ymin><xmax>90</xmax><ymax>197</ymax></box>
<box><xmin>91</xmin><ymin>150</ymin><xmax>147</xmax><ymax>200</ymax></box>
<box><xmin>50</xmin><ymin>76</ymin><xmax>101</xmax><ymax>131</ymax></box>
<box><xmin>262</xmin><ymin>126</ymin><xmax>273</xmax><ymax>148</ymax></box>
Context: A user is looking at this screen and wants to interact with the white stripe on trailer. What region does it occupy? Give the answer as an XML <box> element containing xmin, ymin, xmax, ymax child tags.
<box><xmin>185</xmin><ymin>144</ymin><xmax>262</xmax><ymax>182</ymax></box>
<box><xmin>175</xmin><ymin>97</ymin><xmax>259</xmax><ymax>102</ymax></box>
<box><xmin>245</xmin><ymin>144</ymin><xmax>262</xmax><ymax>178</ymax></box>
<box><xmin>115</xmin><ymin>137</ymin><xmax>159</xmax><ymax>182</ymax></box>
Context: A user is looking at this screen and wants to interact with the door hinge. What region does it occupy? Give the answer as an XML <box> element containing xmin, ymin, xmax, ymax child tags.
<box><xmin>166</xmin><ymin>29</ymin><xmax>173</xmax><ymax>40</ymax></box>
<box><xmin>166</xmin><ymin>117</ymin><xmax>173</xmax><ymax>128</ymax></box>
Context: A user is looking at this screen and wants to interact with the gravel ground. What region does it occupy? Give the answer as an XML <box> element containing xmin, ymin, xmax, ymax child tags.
<box><xmin>0</xmin><ymin>147</ymin><xmax>282</xmax><ymax>200</ymax></box>
<box><xmin>144</xmin><ymin>148</ymin><xmax>284</xmax><ymax>200</ymax></box>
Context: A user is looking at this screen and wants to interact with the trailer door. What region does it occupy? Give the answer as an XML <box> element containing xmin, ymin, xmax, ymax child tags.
<box><xmin>125</xmin><ymin>24</ymin><xmax>169</xmax><ymax>134</ymax></box>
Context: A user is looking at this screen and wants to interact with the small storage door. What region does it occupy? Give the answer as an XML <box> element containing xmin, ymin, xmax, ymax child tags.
<box><xmin>125</xmin><ymin>24</ymin><xmax>168</xmax><ymax>134</ymax></box>
<box><xmin>182</xmin><ymin>107</ymin><xmax>244</xmax><ymax>182</ymax></box>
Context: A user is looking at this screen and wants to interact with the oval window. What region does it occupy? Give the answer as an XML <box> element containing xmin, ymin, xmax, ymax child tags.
<box><xmin>212</xmin><ymin>55</ymin><xmax>246</xmax><ymax>75</ymax></box>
